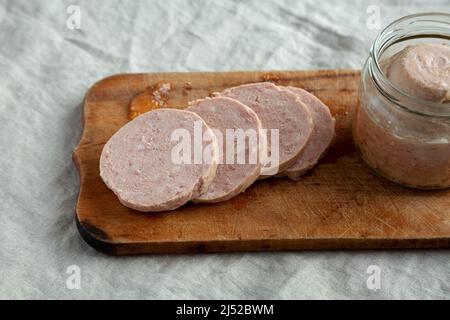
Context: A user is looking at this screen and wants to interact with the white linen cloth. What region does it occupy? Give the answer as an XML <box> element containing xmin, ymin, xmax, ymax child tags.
<box><xmin>0</xmin><ymin>0</ymin><xmax>449</xmax><ymax>299</ymax></box>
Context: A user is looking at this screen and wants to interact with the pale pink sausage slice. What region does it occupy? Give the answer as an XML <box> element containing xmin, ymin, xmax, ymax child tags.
<box><xmin>280</xmin><ymin>87</ymin><xmax>335</xmax><ymax>180</ymax></box>
<box><xmin>218</xmin><ymin>82</ymin><xmax>313</xmax><ymax>176</ymax></box>
<box><xmin>187</xmin><ymin>97</ymin><xmax>264</xmax><ymax>203</ymax></box>
<box><xmin>99</xmin><ymin>109</ymin><xmax>218</xmax><ymax>212</ymax></box>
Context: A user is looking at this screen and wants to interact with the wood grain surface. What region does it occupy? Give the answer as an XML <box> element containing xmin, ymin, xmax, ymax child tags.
<box><xmin>73</xmin><ymin>70</ymin><xmax>450</xmax><ymax>255</ymax></box>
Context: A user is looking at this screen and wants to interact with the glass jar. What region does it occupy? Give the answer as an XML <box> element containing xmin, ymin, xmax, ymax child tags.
<box><xmin>353</xmin><ymin>13</ymin><xmax>450</xmax><ymax>189</ymax></box>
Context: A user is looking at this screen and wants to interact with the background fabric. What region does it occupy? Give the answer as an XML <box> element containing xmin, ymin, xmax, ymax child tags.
<box><xmin>0</xmin><ymin>0</ymin><xmax>449</xmax><ymax>299</ymax></box>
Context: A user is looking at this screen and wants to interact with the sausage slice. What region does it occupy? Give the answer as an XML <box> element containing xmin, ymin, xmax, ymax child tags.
<box><xmin>188</xmin><ymin>97</ymin><xmax>265</xmax><ymax>203</ymax></box>
<box><xmin>218</xmin><ymin>82</ymin><xmax>313</xmax><ymax>176</ymax></box>
<box><xmin>281</xmin><ymin>87</ymin><xmax>335</xmax><ymax>180</ymax></box>
<box><xmin>100</xmin><ymin>109</ymin><xmax>218</xmax><ymax>212</ymax></box>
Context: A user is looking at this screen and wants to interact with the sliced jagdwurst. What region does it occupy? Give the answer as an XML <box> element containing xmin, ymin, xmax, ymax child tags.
<box><xmin>383</xmin><ymin>44</ymin><xmax>450</xmax><ymax>102</ymax></box>
<box><xmin>218</xmin><ymin>82</ymin><xmax>313</xmax><ymax>176</ymax></box>
<box><xmin>187</xmin><ymin>97</ymin><xmax>265</xmax><ymax>203</ymax></box>
<box><xmin>99</xmin><ymin>108</ymin><xmax>218</xmax><ymax>212</ymax></box>
<box><xmin>280</xmin><ymin>87</ymin><xmax>335</xmax><ymax>180</ymax></box>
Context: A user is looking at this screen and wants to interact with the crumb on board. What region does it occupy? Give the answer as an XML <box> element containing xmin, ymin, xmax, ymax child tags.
<box><xmin>262</xmin><ymin>73</ymin><xmax>281</xmax><ymax>83</ymax></box>
<box><xmin>182</xmin><ymin>82</ymin><xmax>193</xmax><ymax>96</ymax></box>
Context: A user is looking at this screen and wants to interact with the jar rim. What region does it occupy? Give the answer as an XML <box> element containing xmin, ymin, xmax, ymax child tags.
<box><xmin>369</xmin><ymin>12</ymin><xmax>450</xmax><ymax>118</ymax></box>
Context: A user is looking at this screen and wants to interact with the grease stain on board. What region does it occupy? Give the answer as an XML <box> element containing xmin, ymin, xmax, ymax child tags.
<box><xmin>128</xmin><ymin>82</ymin><xmax>172</xmax><ymax>119</ymax></box>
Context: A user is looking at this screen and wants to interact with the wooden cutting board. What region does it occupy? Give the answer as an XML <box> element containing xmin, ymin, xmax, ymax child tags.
<box><xmin>73</xmin><ymin>70</ymin><xmax>450</xmax><ymax>255</ymax></box>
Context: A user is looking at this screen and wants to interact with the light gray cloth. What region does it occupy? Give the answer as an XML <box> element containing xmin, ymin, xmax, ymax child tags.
<box><xmin>0</xmin><ymin>0</ymin><xmax>449</xmax><ymax>300</ymax></box>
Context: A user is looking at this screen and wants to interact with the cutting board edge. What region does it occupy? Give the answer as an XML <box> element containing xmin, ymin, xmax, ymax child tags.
<box><xmin>76</xmin><ymin>215</ymin><xmax>450</xmax><ymax>255</ymax></box>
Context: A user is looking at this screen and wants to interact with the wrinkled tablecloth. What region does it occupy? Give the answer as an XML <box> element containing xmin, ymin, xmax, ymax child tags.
<box><xmin>1</xmin><ymin>0</ymin><xmax>449</xmax><ymax>299</ymax></box>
